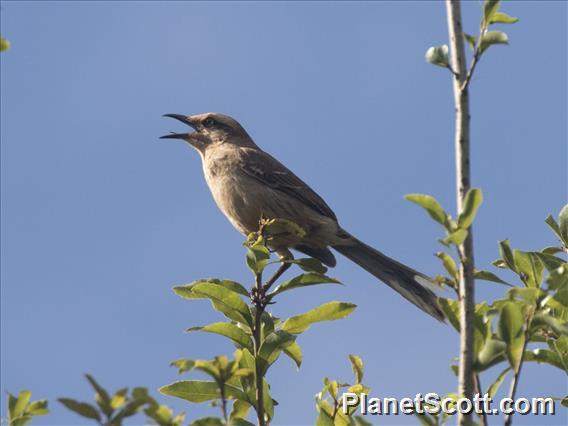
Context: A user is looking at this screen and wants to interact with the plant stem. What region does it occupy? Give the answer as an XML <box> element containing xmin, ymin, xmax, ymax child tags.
<box><xmin>445</xmin><ymin>2</ymin><xmax>476</xmax><ymax>425</ymax></box>
<box><xmin>252</xmin><ymin>272</ymin><xmax>266</xmax><ymax>426</ymax></box>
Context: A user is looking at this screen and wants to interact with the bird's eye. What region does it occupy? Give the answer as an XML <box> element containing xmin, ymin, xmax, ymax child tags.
<box><xmin>203</xmin><ymin>117</ymin><xmax>215</xmax><ymax>127</ymax></box>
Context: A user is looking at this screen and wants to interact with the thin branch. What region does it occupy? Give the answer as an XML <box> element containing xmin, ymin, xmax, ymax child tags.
<box><xmin>252</xmin><ymin>272</ymin><xmax>266</xmax><ymax>426</ymax></box>
<box><xmin>446</xmin><ymin>63</ymin><xmax>460</xmax><ymax>78</ymax></box>
<box><xmin>263</xmin><ymin>262</ymin><xmax>291</xmax><ymax>293</ymax></box>
<box><xmin>473</xmin><ymin>374</ymin><xmax>487</xmax><ymax>426</ymax></box>
<box><xmin>219</xmin><ymin>382</ymin><xmax>229</xmax><ymax>425</ymax></box>
<box><xmin>445</xmin><ymin>2</ymin><xmax>476</xmax><ymax>426</ymax></box>
<box><xmin>503</xmin><ymin>310</ymin><xmax>534</xmax><ymax>426</ymax></box>
<box><xmin>461</xmin><ymin>49</ymin><xmax>481</xmax><ymax>92</ymax></box>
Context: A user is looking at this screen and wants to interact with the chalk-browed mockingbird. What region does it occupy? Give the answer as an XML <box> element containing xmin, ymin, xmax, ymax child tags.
<box><xmin>161</xmin><ymin>112</ymin><xmax>444</xmax><ymax>321</ymax></box>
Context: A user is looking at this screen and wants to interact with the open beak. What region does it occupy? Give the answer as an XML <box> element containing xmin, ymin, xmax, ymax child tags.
<box><xmin>160</xmin><ymin>114</ymin><xmax>196</xmax><ymax>140</ymax></box>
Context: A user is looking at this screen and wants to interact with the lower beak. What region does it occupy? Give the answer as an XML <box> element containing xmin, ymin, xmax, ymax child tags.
<box><xmin>160</xmin><ymin>113</ymin><xmax>195</xmax><ymax>140</ymax></box>
<box><xmin>159</xmin><ymin>132</ymin><xmax>191</xmax><ymax>140</ymax></box>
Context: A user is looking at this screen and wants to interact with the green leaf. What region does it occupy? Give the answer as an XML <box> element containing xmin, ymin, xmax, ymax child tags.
<box><xmin>159</xmin><ymin>380</ymin><xmax>247</xmax><ymax>404</ymax></box>
<box><xmin>531</xmin><ymin>314</ymin><xmax>568</xmax><ymax>337</ymax></box>
<box><xmin>270</xmin><ymin>273</ymin><xmax>341</xmax><ymax>297</ymax></box>
<box><xmin>559</xmin><ymin>204</ymin><xmax>568</xmax><ymax>243</ymax></box>
<box><xmin>405</xmin><ymin>194</ymin><xmax>450</xmax><ymax>228</ymax></box>
<box><xmin>191</xmin><ymin>417</ymin><xmax>224</xmax><ymax>426</ymax></box>
<box><xmin>543</xmin><ymin>246</ymin><xmax>564</xmax><ymax>255</ymax></box>
<box><xmin>480</xmin><ymin>30</ymin><xmax>509</xmax><ymax>53</ymax></box>
<box><xmin>282</xmin><ymin>341</ymin><xmax>303</xmax><ymax>368</ymax></box>
<box><xmin>492</xmin><ymin>258</ymin><xmax>507</xmax><ymax>269</ymax></box>
<box><xmin>475</xmin><ymin>338</ymin><xmax>506</xmax><ymax>371</ymax></box>
<box><xmin>507</xmin><ymin>287</ymin><xmax>540</xmax><ymax>305</ymax></box>
<box><xmin>483</xmin><ymin>0</ymin><xmax>501</xmax><ymax>27</ymax></box>
<box><xmin>349</xmin><ymin>354</ymin><xmax>364</xmax><ymax>383</ymax></box>
<box><xmin>8</xmin><ymin>393</ymin><xmax>18</xmax><ymax>418</ymax></box>
<box><xmin>525</xmin><ymin>348</ymin><xmax>564</xmax><ymax>370</ymax></box>
<box><xmin>533</xmin><ymin>252</ymin><xmax>565</xmax><ymax>272</ymax></box>
<box><xmin>261</xmin><ymin>379</ymin><xmax>274</xmax><ymax>420</ymax></box>
<box><xmin>548</xmin><ymin>264</ymin><xmax>568</xmax><ymax>291</ymax></box>
<box><xmin>187</xmin><ymin>322</ymin><xmax>253</xmax><ymax>352</ymax></box>
<box><xmin>474</xmin><ymin>270</ymin><xmax>512</xmax><ymax>286</ymax></box>
<box><xmin>281</xmin><ymin>301</ymin><xmax>357</xmax><ymax>334</ymax></box>
<box><xmin>170</xmin><ymin>358</ymin><xmax>197</xmax><ymax>374</ymax></box>
<box><xmin>262</xmin><ymin>218</ymin><xmax>306</xmax><ymax>239</ymax></box>
<box><xmin>436</xmin><ymin>252</ymin><xmax>459</xmax><ymax>282</ymax></box>
<box><xmin>439</xmin><ymin>298</ymin><xmax>460</xmax><ymax>331</ymax></box>
<box><xmin>26</xmin><ymin>400</ymin><xmax>49</xmax><ymax>416</ymax></box>
<box><xmin>246</xmin><ymin>244</ymin><xmax>270</xmax><ymax>275</ymax></box>
<box><xmin>549</xmin><ymin>336</ymin><xmax>568</xmax><ymax>372</ymax></box>
<box><xmin>257</xmin><ymin>330</ymin><xmax>296</xmax><ymax>375</ymax></box>
<box><xmin>191</xmin><ymin>283</ymin><xmax>253</xmax><ymax>327</ymax></box>
<box><xmin>490</xmin><ymin>11</ymin><xmax>519</xmax><ymax>24</ymax></box>
<box><xmin>546</xmin><ymin>214</ymin><xmax>565</xmax><ymax>244</ymax></box>
<box><xmin>12</xmin><ymin>391</ymin><xmax>32</xmax><ymax>419</ymax></box>
<box><xmin>217</xmin><ymin>280</ymin><xmax>250</xmax><ymax>296</ymax></box>
<box><xmin>116</xmin><ymin>398</ymin><xmax>147</xmax><ymax>421</ymax></box>
<box><xmin>457</xmin><ymin>188</ymin><xmax>483</xmax><ymax>229</ymax></box>
<box><xmin>513</xmin><ymin>250</ymin><xmax>544</xmax><ymax>287</ymax></box>
<box><xmin>174</xmin><ymin>279</ymin><xmax>249</xmax><ymax>299</ymax></box>
<box><xmin>230</xmin><ymin>418</ymin><xmax>256</xmax><ymax>426</ymax></box>
<box><xmin>288</xmin><ymin>258</ymin><xmax>328</xmax><ymax>274</ymax></box>
<box><xmin>84</xmin><ymin>374</ymin><xmax>113</xmax><ymax>418</ymax></box>
<box><xmin>110</xmin><ymin>388</ymin><xmax>128</xmax><ymax>410</ymax></box>
<box><xmin>498</xmin><ymin>302</ymin><xmax>525</xmax><ymax>369</ymax></box>
<box><xmin>58</xmin><ymin>398</ymin><xmax>101</xmax><ymax>421</ymax></box>
<box><xmin>499</xmin><ymin>240</ymin><xmax>517</xmax><ymax>272</ymax></box>
<box><xmin>230</xmin><ymin>399</ymin><xmax>251</xmax><ymax>421</ymax></box>
<box><xmin>315</xmin><ymin>409</ymin><xmax>334</xmax><ymax>426</ymax></box>
<box><xmin>443</xmin><ymin>228</ymin><xmax>468</xmax><ymax>246</ymax></box>
<box><xmin>425</xmin><ymin>45</ymin><xmax>449</xmax><ymax>68</ymax></box>
<box><xmin>464</xmin><ymin>33</ymin><xmax>477</xmax><ymax>50</ymax></box>
<box><xmin>0</xmin><ymin>36</ymin><xmax>10</xmax><ymax>52</ymax></box>
<box><xmin>487</xmin><ymin>368</ymin><xmax>510</xmax><ymax>398</ymax></box>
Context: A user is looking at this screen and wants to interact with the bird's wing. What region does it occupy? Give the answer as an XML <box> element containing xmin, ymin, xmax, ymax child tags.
<box><xmin>239</xmin><ymin>148</ymin><xmax>338</xmax><ymax>221</ymax></box>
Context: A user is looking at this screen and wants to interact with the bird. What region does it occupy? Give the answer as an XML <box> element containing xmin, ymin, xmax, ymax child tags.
<box><xmin>161</xmin><ymin>112</ymin><xmax>444</xmax><ymax>321</ymax></box>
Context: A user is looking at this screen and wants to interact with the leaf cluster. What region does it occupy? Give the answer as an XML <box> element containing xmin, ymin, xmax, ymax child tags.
<box><xmin>315</xmin><ymin>355</ymin><xmax>371</xmax><ymax>426</ymax></box>
<box><xmin>426</xmin><ymin>0</ymin><xmax>518</xmax><ymax>88</ymax></box>
<box><xmin>58</xmin><ymin>375</ymin><xmax>184</xmax><ymax>426</ymax></box>
<box><xmin>408</xmin><ymin>193</ymin><xmax>568</xmax><ymax>425</ymax></box>
<box><xmin>162</xmin><ymin>222</ymin><xmax>356</xmax><ymax>424</ymax></box>
<box><xmin>4</xmin><ymin>391</ymin><xmax>48</xmax><ymax>426</ymax></box>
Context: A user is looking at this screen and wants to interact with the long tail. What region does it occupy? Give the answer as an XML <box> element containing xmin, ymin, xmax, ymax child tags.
<box><xmin>333</xmin><ymin>232</ymin><xmax>445</xmax><ymax>321</ymax></box>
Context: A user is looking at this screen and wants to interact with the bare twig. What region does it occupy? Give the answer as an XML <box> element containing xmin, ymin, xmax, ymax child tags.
<box><xmin>445</xmin><ymin>2</ymin><xmax>476</xmax><ymax>426</ymax></box>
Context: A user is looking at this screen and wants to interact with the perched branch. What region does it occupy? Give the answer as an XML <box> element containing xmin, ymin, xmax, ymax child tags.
<box><xmin>445</xmin><ymin>2</ymin><xmax>476</xmax><ymax>426</ymax></box>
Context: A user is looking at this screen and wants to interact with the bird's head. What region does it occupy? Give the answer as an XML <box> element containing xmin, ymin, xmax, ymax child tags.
<box><xmin>160</xmin><ymin>112</ymin><xmax>256</xmax><ymax>152</ymax></box>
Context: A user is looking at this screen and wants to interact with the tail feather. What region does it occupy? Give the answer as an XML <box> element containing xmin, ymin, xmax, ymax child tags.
<box><xmin>333</xmin><ymin>232</ymin><xmax>445</xmax><ymax>321</ymax></box>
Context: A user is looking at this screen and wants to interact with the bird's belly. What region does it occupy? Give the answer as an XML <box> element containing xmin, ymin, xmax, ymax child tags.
<box><xmin>204</xmin><ymin>171</ymin><xmax>262</xmax><ymax>235</ymax></box>
<box><xmin>204</xmin><ymin>170</ymin><xmax>339</xmax><ymax>249</ymax></box>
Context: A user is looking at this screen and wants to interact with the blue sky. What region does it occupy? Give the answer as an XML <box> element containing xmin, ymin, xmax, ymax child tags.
<box><xmin>1</xmin><ymin>1</ymin><xmax>566</xmax><ymax>425</ymax></box>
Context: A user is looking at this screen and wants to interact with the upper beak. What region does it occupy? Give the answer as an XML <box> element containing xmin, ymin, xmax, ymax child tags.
<box><xmin>160</xmin><ymin>113</ymin><xmax>196</xmax><ymax>139</ymax></box>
